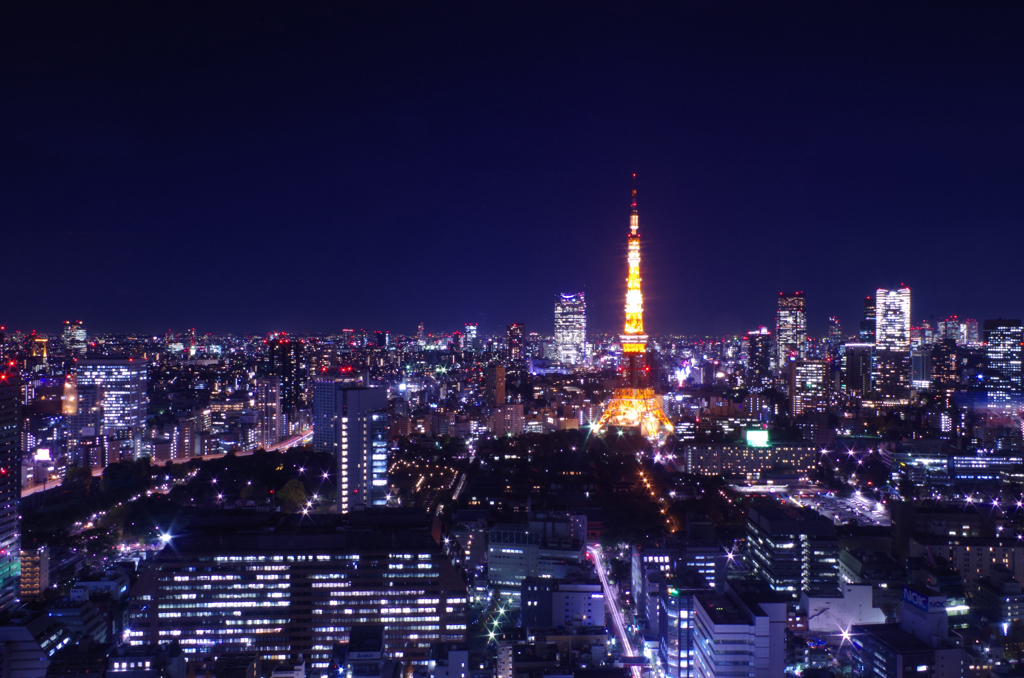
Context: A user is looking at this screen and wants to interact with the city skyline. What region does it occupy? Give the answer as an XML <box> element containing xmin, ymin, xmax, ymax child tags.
<box><xmin>3</xmin><ymin>3</ymin><xmax>1024</xmax><ymax>335</ymax></box>
<box><xmin>8</xmin><ymin>4</ymin><xmax>1024</xmax><ymax>676</ymax></box>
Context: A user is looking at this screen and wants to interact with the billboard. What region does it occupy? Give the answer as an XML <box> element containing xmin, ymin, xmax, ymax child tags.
<box><xmin>746</xmin><ymin>430</ymin><xmax>769</xmax><ymax>448</ymax></box>
<box><xmin>902</xmin><ymin>586</ymin><xmax>946</xmax><ymax>613</ymax></box>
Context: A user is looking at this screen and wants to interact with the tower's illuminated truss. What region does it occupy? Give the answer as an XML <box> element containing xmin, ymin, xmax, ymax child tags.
<box><xmin>595</xmin><ymin>180</ymin><xmax>673</xmax><ymax>440</ymax></box>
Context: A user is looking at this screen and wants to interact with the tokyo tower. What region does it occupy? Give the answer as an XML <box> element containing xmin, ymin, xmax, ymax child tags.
<box><xmin>595</xmin><ymin>178</ymin><xmax>673</xmax><ymax>440</ymax></box>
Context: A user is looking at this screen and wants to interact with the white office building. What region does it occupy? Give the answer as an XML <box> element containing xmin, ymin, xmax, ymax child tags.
<box><xmin>554</xmin><ymin>293</ymin><xmax>586</xmax><ymax>365</ymax></box>
<box><xmin>76</xmin><ymin>358</ymin><xmax>147</xmax><ymax>460</ymax></box>
<box><xmin>691</xmin><ymin>584</ymin><xmax>786</xmax><ymax>678</ymax></box>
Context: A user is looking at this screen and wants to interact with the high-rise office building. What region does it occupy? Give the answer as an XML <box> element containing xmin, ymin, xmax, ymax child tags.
<box><xmin>61</xmin><ymin>320</ymin><xmax>87</xmax><ymax>356</ymax></box>
<box><xmin>788</xmin><ymin>359</ymin><xmax>829</xmax><ymax>418</ymax></box>
<box><xmin>826</xmin><ymin>316</ymin><xmax>843</xmax><ymax>359</ymax></box>
<box><xmin>554</xmin><ymin>293</ymin><xmax>587</xmax><ymax>365</ymax></box>
<box><xmin>841</xmin><ymin>343</ymin><xmax>874</xmax><ymax>397</ymax></box>
<box><xmin>775</xmin><ymin>292</ymin><xmax>806</xmax><ymax>370</ymax></box>
<box><xmin>254</xmin><ymin>376</ymin><xmax>282</xmax><ymax>449</ymax></box>
<box><xmin>0</xmin><ymin>371</ymin><xmax>19</xmax><ymax>612</ymax></box>
<box><xmin>910</xmin><ymin>320</ymin><xmax>934</xmax><ymax>348</ymax></box>
<box><xmin>312</xmin><ymin>381</ymin><xmax>389</xmax><ymax>513</ymax></box>
<box><xmin>553</xmin><ymin>294</ymin><xmax>586</xmax><ymax>365</ymax></box>
<box><xmin>127</xmin><ymin>516</ymin><xmax>469</xmax><ymax>672</ymax></box>
<box><xmin>876</xmin><ymin>285</ymin><xmax>912</xmax><ymax>344</ymax></box>
<box><xmin>744</xmin><ymin>328</ymin><xmax>773</xmax><ymax>393</ymax></box>
<box><xmin>858</xmin><ymin>296</ymin><xmax>876</xmax><ymax>343</ymax></box>
<box><xmin>417</xmin><ymin>322</ymin><xmax>426</xmax><ymax>345</ymax></box>
<box><xmin>464</xmin><ymin>323</ymin><xmax>479</xmax><ymax>351</ymax></box>
<box><xmin>937</xmin><ymin>316</ymin><xmax>961</xmax><ymax>344</ymax></box>
<box><xmin>484</xmin><ymin>365</ymin><xmax>506</xmax><ymax>407</ymax></box>
<box><xmin>964</xmin><ymin>319</ymin><xmax>980</xmax><ymax>346</ymax></box>
<box><xmin>506</xmin><ymin>323</ymin><xmax>525</xmax><ymax>363</ymax></box>
<box><xmin>76</xmin><ymin>358</ymin><xmax>147</xmax><ymax>460</ymax></box>
<box><xmin>910</xmin><ymin>349</ymin><xmax>932</xmax><ymax>391</ymax></box>
<box><xmin>262</xmin><ymin>337</ymin><xmax>307</xmax><ymax>412</ymax></box>
<box><xmin>747</xmin><ymin>504</ymin><xmax>839</xmax><ymax>598</ymax></box>
<box><xmin>874</xmin><ymin>286</ymin><xmax>911</xmax><ymax>402</ymax></box>
<box><xmin>931</xmin><ymin>339</ymin><xmax>958</xmax><ymax>390</ymax></box>
<box><xmin>983</xmin><ymin>319</ymin><xmax>1023</xmax><ymax>406</ymax></box>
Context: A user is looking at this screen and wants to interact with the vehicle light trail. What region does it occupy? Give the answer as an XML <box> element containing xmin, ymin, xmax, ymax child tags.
<box><xmin>588</xmin><ymin>545</ymin><xmax>643</xmax><ymax>678</ymax></box>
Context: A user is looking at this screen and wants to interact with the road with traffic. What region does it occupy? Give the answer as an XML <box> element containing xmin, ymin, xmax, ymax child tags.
<box><xmin>20</xmin><ymin>429</ymin><xmax>314</xmax><ymax>499</ymax></box>
<box><xmin>589</xmin><ymin>545</ymin><xmax>643</xmax><ymax>678</ymax></box>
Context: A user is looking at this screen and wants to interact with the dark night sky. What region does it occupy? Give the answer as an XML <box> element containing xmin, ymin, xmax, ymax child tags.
<box><xmin>3</xmin><ymin>2</ymin><xmax>1023</xmax><ymax>338</ymax></box>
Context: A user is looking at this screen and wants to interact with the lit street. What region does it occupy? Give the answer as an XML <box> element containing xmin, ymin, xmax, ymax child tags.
<box><xmin>589</xmin><ymin>545</ymin><xmax>642</xmax><ymax>678</ymax></box>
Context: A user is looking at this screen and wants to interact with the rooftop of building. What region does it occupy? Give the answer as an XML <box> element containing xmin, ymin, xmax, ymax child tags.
<box><xmin>851</xmin><ymin>624</ymin><xmax>933</xmax><ymax>654</ymax></box>
<box><xmin>911</xmin><ymin>535</ymin><xmax>1022</xmax><ymax>547</ymax></box>
<box><xmin>150</xmin><ymin>511</ymin><xmax>446</xmax><ymax>558</ymax></box>
<box><xmin>47</xmin><ymin>598</ymin><xmax>100</xmax><ymax>612</ymax></box>
<box><xmin>693</xmin><ymin>590</ymin><xmax>748</xmax><ymax>626</ymax></box>
<box><xmin>748</xmin><ymin>503</ymin><xmax>836</xmax><ymax>536</ymax></box>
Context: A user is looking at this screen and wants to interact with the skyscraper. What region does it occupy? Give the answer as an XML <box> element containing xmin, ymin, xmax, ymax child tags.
<box><xmin>312</xmin><ymin>381</ymin><xmax>389</xmax><ymax>513</ymax></box>
<box><xmin>937</xmin><ymin>316</ymin><xmax>961</xmax><ymax>344</ymax></box>
<box><xmin>464</xmin><ymin>323</ymin><xmax>479</xmax><ymax>351</ymax></box>
<box><xmin>826</xmin><ymin>316</ymin><xmax>843</xmax><ymax>359</ymax></box>
<box><xmin>931</xmin><ymin>339</ymin><xmax>958</xmax><ymax>390</ymax></box>
<box><xmin>841</xmin><ymin>343</ymin><xmax>874</xmax><ymax>397</ymax></box>
<box><xmin>554</xmin><ymin>293</ymin><xmax>586</xmax><ymax>365</ymax></box>
<box><xmin>788</xmin><ymin>359</ymin><xmax>829</xmax><ymax>418</ymax></box>
<box><xmin>595</xmin><ymin>180</ymin><xmax>672</xmax><ymax>439</ymax></box>
<box><xmin>858</xmin><ymin>296</ymin><xmax>876</xmax><ymax>343</ymax></box>
<box><xmin>910</xmin><ymin>349</ymin><xmax>932</xmax><ymax>391</ymax></box>
<box><xmin>61</xmin><ymin>320</ymin><xmax>87</xmax><ymax>356</ymax></box>
<box><xmin>254</xmin><ymin>376</ymin><xmax>282</xmax><ymax>449</ymax></box>
<box><xmin>964</xmin><ymin>319</ymin><xmax>981</xmax><ymax>346</ymax></box>
<box><xmin>874</xmin><ymin>286</ymin><xmax>911</xmax><ymax>402</ymax></box>
<box><xmin>484</xmin><ymin>365</ymin><xmax>506</xmax><ymax>406</ymax></box>
<box><xmin>775</xmin><ymin>292</ymin><xmax>806</xmax><ymax>370</ymax></box>
<box><xmin>76</xmin><ymin>358</ymin><xmax>148</xmax><ymax>461</ymax></box>
<box><xmin>0</xmin><ymin>370</ymin><xmax>20</xmax><ymax>612</ymax></box>
<box><xmin>983</xmin><ymin>319</ymin><xmax>1023</xmax><ymax>406</ymax></box>
<box><xmin>506</xmin><ymin>323</ymin><xmax>525</xmax><ymax>363</ymax></box>
<box><xmin>262</xmin><ymin>337</ymin><xmax>307</xmax><ymax>413</ymax></box>
<box><xmin>744</xmin><ymin>328</ymin><xmax>773</xmax><ymax>393</ymax></box>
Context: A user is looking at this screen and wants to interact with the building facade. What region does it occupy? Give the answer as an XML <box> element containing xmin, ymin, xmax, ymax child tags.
<box><xmin>127</xmin><ymin>518</ymin><xmax>468</xmax><ymax>675</ymax></box>
<box><xmin>983</xmin><ymin>318</ymin><xmax>1022</xmax><ymax>406</ymax></box>
<box><xmin>254</xmin><ymin>376</ymin><xmax>282</xmax><ymax>449</ymax></box>
<box><xmin>788</xmin><ymin>359</ymin><xmax>829</xmax><ymax>418</ymax></box>
<box><xmin>506</xmin><ymin>324</ymin><xmax>525</xmax><ymax>363</ymax></box>
<box><xmin>0</xmin><ymin>372</ymin><xmax>19</xmax><ymax>612</ymax></box>
<box><xmin>691</xmin><ymin>584</ymin><xmax>786</xmax><ymax>678</ymax></box>
<box><xmin>747</xmin><ymin>504</ymin><xmax>839</xmax><ymax>598</ymax></box>
<box><xmin>744</xmin><ymin>328</ymin><xmax>773</xmax><ymax>393</ymax></box>
<box><xmin>775</xmin><ymin>292</ymin><xmax>807</xmax><ymax>370</ymax></box>
<box><xmin>311</xmin><ymin>381</ymin><xmax>389</xmax><ymax>513</ymax></box>
<box><xmin>685</xmin><ymin>443</ymin><xmax>818</xmax><ymax>479</ymax></box>
<box><xmin>553</xmin><ymin>293</ymin><xmax>586</xmax><ymax>366</ymax></box>
<box><xmin>76</xmin><ymin>358</ymin><xmax>147</xmax><ymax>460</ymax></box>
<box><xmin>874</xmin><ymin>286</ymin><xmax>911</xmax><ymax>403</ymax></box>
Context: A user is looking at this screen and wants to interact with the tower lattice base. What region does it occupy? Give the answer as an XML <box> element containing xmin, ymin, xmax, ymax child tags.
<box><xmin>596</xmin><ymin>387</ymin><xmax>673</xmax><ymax>440</ymax></box>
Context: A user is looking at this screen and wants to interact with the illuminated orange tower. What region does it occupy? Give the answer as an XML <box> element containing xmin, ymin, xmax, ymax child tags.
<box><xmin>595</xmin><ymin>178</ymin><xmax>673</xmax><ymax>439</ymax></box>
